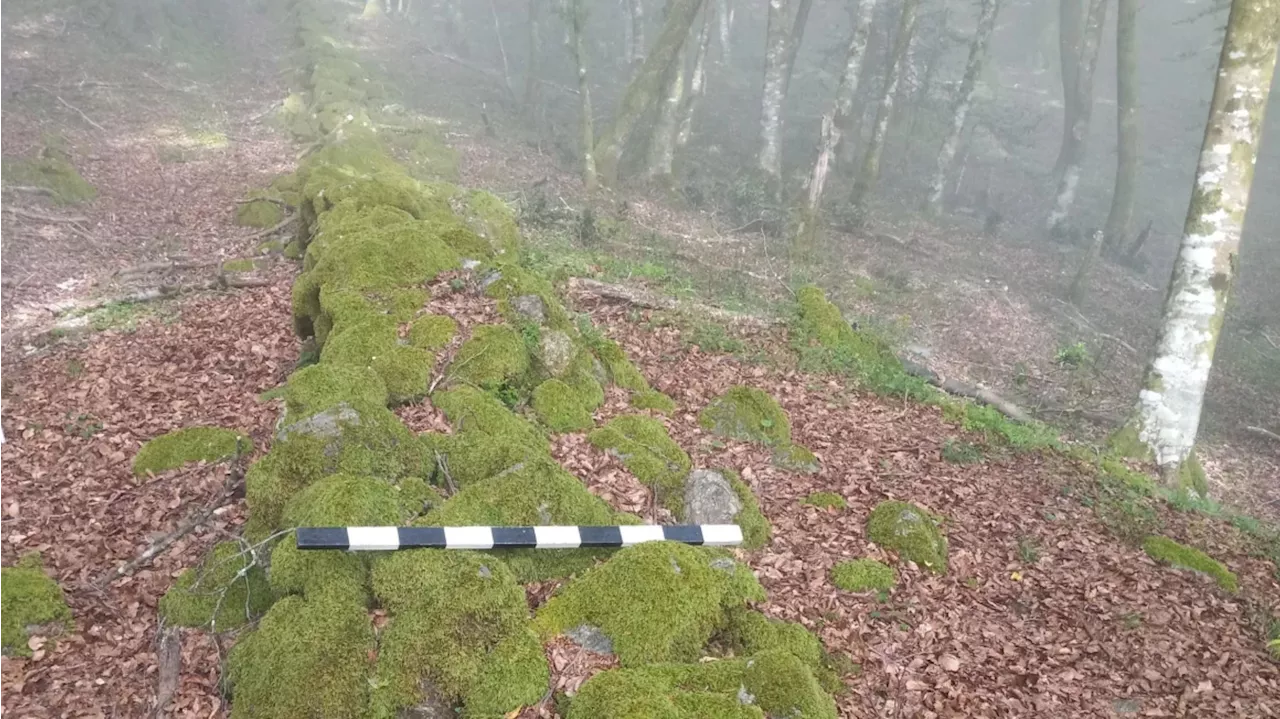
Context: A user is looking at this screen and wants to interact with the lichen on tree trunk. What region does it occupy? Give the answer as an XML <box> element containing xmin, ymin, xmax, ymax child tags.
<box><xmin>677</xmin><ymin>0</ymin><xmax>715</xmax><ymax>148</ymax></box>
<box><xmin>1045</xmin><ymin>0</ymin><xmax>1106</xmax><ymax>237</ymax></box>
<box><xmin>850</xmin><ymin>0</ymin><xmax>919</xmax><ymax>210</ymax></box>
<box><xmin>1120</xmin><ymin>0</ymin><xmax>1279</xmax><ymax>490</ymax></box>
<box><xmin>926</xmin><ymin>0</ymin><xmax>1000</xmax><ymax>215</ymax></box>
<box><xmin>646</xmin><ymin>31</ymin><xmax>687</xmax><ymax>182</ymax></box>
<box><xmin>593</xmin><ymin>0</ymin><xmax>704</xmax><ymax>186</ymax></box>
<box><xmin>758</xmin><ymin>0</ymin><xmax>792</xmax><ymax>181</ymax></box>
<box><xmin>569</xmin><ymin>0</ymin><xmax>597</xmax><ymax>192</ymax></box>
<box><xmin>1102</xmin><ymin>0</ymin><xmax>1139</xmax><ymax>253</ymax></box>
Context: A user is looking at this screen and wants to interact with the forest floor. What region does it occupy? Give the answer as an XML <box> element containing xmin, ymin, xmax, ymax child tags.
<box><xmin>2</xmin><ymin>8</ymin><xmax>1279</xmax><ymax>719</ymax></box>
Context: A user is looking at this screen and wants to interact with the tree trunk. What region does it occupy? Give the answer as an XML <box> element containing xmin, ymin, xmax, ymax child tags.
<box><xmin>793</xmin><ymin>0</ymin><xmax>877</xmax><ymax>257</ymax></box>
<box><xmin>647</xmin><ymin>24</ymin><xmax>688</xmax><ymax>182</ymax></box>
<box><xmin>1067</xmin><ymin>229</ymin><xmax>1105</xmax><ymax>304</ymax></box>
<box><xmin>593</xmin><ymin>0</ymin><xmax>704</xmax><ymax>186</ymax></box>
<box><xmin>758</xmin><ymin>0</ymin><xmax>793</xmax><ymax>182</ymax></box>
<box><xmin>925</xmin><ymin>0</ymin><xmax>1000</xmax><ymax>215</ymax></box>
<box><xmin>361</xmin><ymin>0</ymin><xmax>381</xmax><ymax>19</ymax></box>
<box><xmin>629</xmin><ymin>0</ymin><xmax>646</xmax><ymax>69</ymax></box>
<box><xmin>570</xmin><ymin>0</ymin><xmax>598</xmax><ymax>192</ymax></box>
<box><xmin>850</xmin><ymin>0</ymin><xmax>919</xmax><ymax>210</ymax></box>
<box><xmin>1102</xmin><ymin>0</ymin><xmax>1138</xmax><ymax>254</ymax></box>
<box><xmin>1045</xmin><ymin>0</ymin><xmax>1106</xmax><ymax>237</ymax></box>
<box><xmin>1053</xmin><ymin>0</ymin><xmax>1085</xmax><ymax>175</ymax></box>
<box><xmin>677</xmin><ymin>0</ymin><xmax>715</xmax><ymax>147</ymax></box>
<box><xmin>718</xmin><ymin>0</ymin><xmax>734</xmax><ymax>65</ymax></box>
<box><xmin>779</xmin><ymin>0</ymin><xmax>814</xmax><ymax>99</ymax></box>
<box><xmin>523</xmin><ymin>0</ymin><xmax>543</xmax><ymax>109</ymax></box>
<box><xmin>1118</xmin><ymin>0</ymin><xmax>1279</xmax><ymax>491</ymax></box>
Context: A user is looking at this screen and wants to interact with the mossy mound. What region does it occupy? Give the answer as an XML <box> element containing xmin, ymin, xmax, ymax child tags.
<box><xmin>589</xmin><ymin>415</ymin><xmax>692</xmax><ymax>512</ymax></box>
<box><xmin>133</xmin><ymin>426</ymin><xmax>251</xmax><ymax>476</ymax></box>
<box><xmin>370</xmin><ymin>551</ymin><xmax>547</xmax><ymax>716</ymax></box>
<box><xmin>801</xmin><ymin>492</ymin><xmax>847</xmax><ymax>510</ymax></box>
<box><xmin>2</xmin><ymin>151</ymin><xmax>96</xmax><ymax>205</ymax></box>
<box><xmin>402</xmin><ymin>131</ymin><xmax>460</xmax><ymax>182</ymax></box>
<box><xmin>589</xmin><ymin>336</ymin><xmax>652</xmax><ymax>392</ymax></box>
<box><xmin>1142</xmin><ymin>536</ymin><xmax>1238</xmax><ymax>593</ymax></box>
<box><xmin>791</xmin><ymin>286</ymin><xmax>918</xmax><ymax>395</ymax></box>
<box><xmin>720</xmin><ymin>608</ymin><xmax>841</xmax><ymax>693</ymax></box>
<box><xmin>567</xmin><ymin>650</ymin><xmax>836</xmax><ymax>719</ymax></box>
<box><xmin>236</xmin><ymin>199</ymin><xmax>284</xmax><ymax>228</ymax></box>
<box><xmin>409</xmin><ymin>313</ymin><xmax>457</xmax><ymax>352</ymax></box>
<box><xmin>226</xmin><ymin>593</ymin><xmax>375</xmax><ymax>718</ymax></box>
<box><xmin>449</xmin><ymin>324</ymin><xmax>531</xmax><ymax>389</ymax></box>
<box><xmin>536</xmin><ymin>541</ymin><xmax>764</xmax><ymax>666</ymax></box>
<box><xmin>866</xmin><ymin>501</ymin><xmax>948</xmax><ymax>574</ymax></box>
<box><xmin>426</xmin><ymin>386</ymin><xmax>549</xmax><ymax>487</ymax></box>
<box><xmin>532</xmin><ymin>378</ymin><xmax>596</xmax><ymax>432</ymax></box>
<box><xmin>320</xmin><ymin>315</ymin><xmax>434</xmax><ymax>403</ymax></box>
<box><xmin>160</xmin><ymin>541</ymin><xmax>275</xmax><ymax>630</ymax></box>
<box><xmin>699</xmin><ymin>386</ymin><xmax>791</xmax><ymax>446</ymax></box>
<box><xmin>772</xmin><ymin>442</ymin><xmax>821</xmax><ymax>473</ymax></box>
<box><xmin>1</xmin><ymin>554</ymin><xmax>72</xmax><ymax>657</ymax></box>
<box><xmin>632</xmin><ymin>388</ymin><xmax>678</xmax><ymax>413</ymax></box>
<box><xmin>831</xmin><ymin>559</ymin><xmax>896</xmax><ymax>592</ymax></box>
<box><xmin>423</xmin><ymin>456</ymin><xmax>635</xmax><ymax>581</ymax></box>
<box><xmin>723</xmin><ymin>470</ymin><xmax>771</xmax><ymax>550</ymax></box>
<box><xmin>280</xmin><ymin>363</ymin><xmax>389</xmax><ymax>420</ymax></box>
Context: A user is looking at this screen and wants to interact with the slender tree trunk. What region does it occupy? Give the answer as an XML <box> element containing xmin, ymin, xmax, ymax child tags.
<box><xmin>677</xmin><ymin>0</ymin><xmax>715</xmax><ymax>147</ymax></box>
<box><xmin>1045</xmin><ymin>0</ymin><xmax>1106</xmax><ymax>237</ymax></box>
<box><xmin>524</xmin><ymin>0</ymin><xmax>543</xmax><ymax>109</ymax></box>
<box><xmin>926</xmin><ymin>0</ymin><xmax>1000</xmax><ymax>215</ymax></box>
<box><xmin>629</xmin><ymin>0</ymin><xmax>646</xmax><ymax>70</ymax></box>
<box><xmin>1054</xmin><ymin>0</ymin><xmax>1085</xmax><ymax>175</ymax></box>
<box><xmin>623</xmin><ymin>0</ymin><xmax>634</xmax><ymax>65</ymax></box>
<box><xmin>647</xmin><ymin>29</ymin><xmax>688</xmax><ymax>182</ymax></box>
<box><xmin>793</xmin><ymin>0</ymin><xmax>876</xmax><ymax>257</ymax></box>
<box><xmin>779</xmin><ymin>0</ymin><xmax>814</xmax><ymax>99</ymax></box>
<box><xmin>1116</xmin><ymin>0</ymin><xmax>1279</xmax><ymax>490</ymax></box>
<box><xmin>593</xmin><ymin>0</ymin><xmax>704</xmax><ymax>186</ymax></box>
<box><xmin>1102</xmin><ymin>0</ymin><xmax>1138</xmax><ymax>254</ymax></box>
<box><xmin>446</xmin><ymin>0</ymin><xmax>469</xmax><ymax>57</ymax></box>
<box><xmin>718</xmin><ymin>0</ymin><xmax>734</xmax><ymax>65</ymax></box>
<box><xmin>758</xmin><ymin>0</ymin><xmax>793</xmax><ymax>182</ymax></box>
<box><xmin>1067</xmin><ymin>229</ymin><xmax>1105</xmax><ymax>304</ymax></box>
<box><xmin>850</xmin><ymin>0</ymin><xmax>919</xmax><ymax>210</ymax></box>
<box><xmin>361</xmin><ymin>0</ymin><xmax>380</xmax><ymax>18</ymax></box>
<box><xmin>570</xmin><ymin>0</ymin><xmax>597</xmax><ymax>192</ymax></box>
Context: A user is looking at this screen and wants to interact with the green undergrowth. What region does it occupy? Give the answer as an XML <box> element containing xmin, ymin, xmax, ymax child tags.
<box><xmin>236</xmin><ymin>199</ymin><xmax>284</xmax><ymax>228</ymax></box>
<box><xmin>866</xmin><ymin>501</ymin><xmax>949</xmax><ymax>574</ymax></box>
<box><xmin>1</xmin><ymin>553</ymin><xmax>73</xmax><ymax>657</ymax></box>
<box><xmin>1142</xmin><ymin>536</ymin><xmax>1238</xmax><ymax>593</ymax></box>
<box><xmin>160</xmin><ymin>541</ymin><xmax>275</xmax><ymax>630</ymax></box>
<box><xmin>589</xmin><ymin>415</ymin><xmax>691</xmax><ymax>513</ymax></box>
<box><xmin>2</xmin><ymin>139</ymin><xmax>96</xmax><ymax>205</ymax></box>
<box><xmin>831</xmin><ymin>559</ymin><xmax>896</xmax><ymax>592</ymax></box>
<box><xmin>802</xmin><ymin>492</ymin><xmax>846</xmax><ymax>510</ymax></box>
<box><xmin>698</xmin><ymin>386</ymin><xmax>819</xmax><ymax>473</ymax></box>
<box><xmin>133</xmin><ymin>426</ymin><xmax>252</xmax><ymax>476</ymax></box>
<box><xmin>719</xmin><ymin>608</ymin><xmax>843</xmax><ymax>693</ymax></box>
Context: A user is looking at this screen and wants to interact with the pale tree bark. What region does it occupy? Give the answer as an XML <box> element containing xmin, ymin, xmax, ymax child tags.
<box><xmin>1067</xmin><ymin>228</ymin><xmax>1104</xmax><ymax>303</ymax></box>
<box><xmin>758</xmin><ymin>0</ymin><xmax>794</xmax><ymax>182</ymax></box>
<box><xmin>1054</xmin><ymin>0</ymin><xmax>1085</xmax><ymax>175</ymax></box>
<box><xmin>718</xmin><ymin>0</ymin><xmax>734</xmax><ymax>65</ymax></box>
<box><xmin>780</xmin><ymin>0</ymin><xmax>815</xmax><ymax>99</ymax></box>
<box><xmin>594</xmin><ymin>0</ymin><xmax>704</xmax><ymax>186</ymax></box>
<box><xmin>629</xmin><ymin>0</ymin><xmax>647</xmax><ymax>69</ymax></box>
<box><xmin>677</xmin><ymin>0</ymin><xmax>715</xmax><ymax>147</ymax></box>
<box><xmin>524</xmin><ymin>0</ymin><xmax>543</xmax><ymax>109</ymax></box>
<box><xmin>850</xmin><ymin>0</ymin><xmax>920</xmax><ymax>210</ymax></box>
<box><xmin>1102</xmin><ymin>0</ymin><xmax>1138</xmax><ymax>254</ymax></box>
<box><xmin>1117</xmin><ymin>0</ymin><xmax>1279</xmax><ymax>491</ymax></box>
<box><xmin>1045</xmin><ymin>0</ymin><xmax>1106</xmax><ymax>237</ymax></box>
<box><xmin>569</xmin><ymin>0</ymin><xmax>597</xmax><ymax>192</ymax></box>
<box><xmin>926</xmin><ymin>0</ymin><xmax>1000</xmax><ymax>215</ymax></box>
<box><xmin>792</xmin><ymin>0</ymin><xmax>877</xmax><ymax>257</ymax></box>
<box><xmin>647</xmin><ymin>25</ymin><xmax>688</xmax><ymax>182</ymax></box>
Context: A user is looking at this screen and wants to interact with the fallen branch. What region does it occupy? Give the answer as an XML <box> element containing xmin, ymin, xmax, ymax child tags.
<box><xmin>152</xmin><ymin>619</ymin><xmax>181</xmax><ymax>719</ymax></box>
<box><xmin>1</xmin><ymin>185</ymin><xmax>56</xmax><ymax>198</ymax></box>
<box><xmin>5</xmin><ymin>206</ymin><xmax>90</xmax><ymax>224</ymax></box>
<box><xmin>115</xmin><ymin>257</ymin><xmax>211</xmax><ymax>278</ymax></box>
<box><xmin>567</xmin><ymin>277</ymin><xmax>783</xmax><ymax>328</ymax></box>
<box><xmin>95</xmin><ymin>491</ymin><xmax>236</xmax><ymax>587</ymax></box>
<box><xmin>54</xmin><ymin>94</ymin><xmax>106</xmax><ymax>131</ymax></box>
<box><xmin>901</xmin><ymin>360</ymin><xmax>1032</xmax><ymax>423</ymax></box>
<box><xmin>50</xmin><ymin>276</ymin><xmax>272</xmax><ymax>321</ymax></box>
<box><xmin>1246</xmin><ymin>425</ymin><xmax>1280</xmax><ymax>443</ymax></box>
<box><xmin>242</xmin><ymin>213</ymin><xmax>297</xmax><ymax>242</ymax></box>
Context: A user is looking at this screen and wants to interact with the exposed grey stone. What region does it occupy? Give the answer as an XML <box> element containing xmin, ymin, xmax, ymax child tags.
<box><xmin>397</xmin><ymin>679</ymin><xmax>454</xmax><ymax>719</ymax></box>
<box><xmin>710</xmin><ymin>557</ymin><xmax>737</xmax><ymax>572</ymax></box>
<box><xmin>737</xmin><ymin>685</ymin><xmax>756</xmax><ymax>705</ymax></box>
<box><xmin>1112</xmin><ymin>698</ymin><xmax>1142</xmax><ymax>714</ymax></box>
<box><xmin>538</xmin><ymin>330</ymin><xmax>575</xmax><ymax>377</ymax></box>
<box><xmin>510</xmin><ymin>294</ymin><xmax>546</xmax><ymax>325</ymax></box>
<box><xmin>479</xmin><ymin>270</ymin><xmax>503</xmax><ymax>291</ymax></box>
<box><xmin>683</xmin><ymin>469</ymin><xmax>742</xmax><ymax>525</ymax></box>
<box><xmin>477</xmin><ymin>565</ymin><xmax>492</xmax><ymax>579</ymax></box>
<box><xmin>275</xmin><ymin>403</ymin><xmax>361</xmax><ymax>443</ymax></box>
<box><xmin>566</xmin><ymin>624</ymin><xmax>614</xmax><ymax>656</ymax></box>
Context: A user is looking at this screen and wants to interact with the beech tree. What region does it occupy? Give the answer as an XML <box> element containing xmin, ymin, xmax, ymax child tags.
<box><xmin>757</xmin><ymin>0</ymin><xmax>813</xmax><ymax>184</ymax></box>
<box><xmin>925</xmin><ymin>0</ymin><xmax>1001</xmax><ymax>215</ymax></box>
<box><xmin>1045</xmin><ymin>0</ymin><xmax>1106</xmax><ymax>237</ymax></box>
<box><xmin>850</xmin><ymin>0</ymin><xmax>920</xmax><ymax>211</ymax></box>
<box><xmin>567</xmin><ymin>0</ymin><xmax>597</xmax><ymax>191</ymax></box>
<box><xmin>1053</xmin><ymin>0</ymin><xmax>1085</xmax><ymax>175</ymax></box>
<box><xmin>646</xmin><ymin>16</ymin><xmax>688</xmax><ymax>182</ymax></box>
<box><xmin>1114</xmin><ymin>0</ymin><xmax>1279</xmax><ymax>490</ymax></box>
<box><xmin>677</xmin><ymin>0</ymin><xmax>716</xmax><ymax>147</ymax></box>
<box><xmin>1102</xmin><ymin>0</ymin><xmax>1139</xmax><ymax>253</ymax></box>
<box><xmin>793</xmin><ymin>0</ymin><xmax>877</xmax><ymax>256</ymax></box>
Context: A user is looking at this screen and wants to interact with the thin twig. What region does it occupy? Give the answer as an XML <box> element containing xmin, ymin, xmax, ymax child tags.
<box><xmin>54</xmin><ymin>94</ymin><xmax>106</xmax><ymax>131</ymax></box>
<box><xmin>241</xmin><ymin>213</ymin><xmax>297</xmax><ymax>242</ymax></box>
<box><xmin>434</xmin><ymin>451</ymin><xmax>457</xmax><ymax>495</ymax></box>
<box><xmin>95</xmin><ymin>492</ymin><xmax>236</xmax><ymax>587</ymax></box>
<box><xmin>490</xmin><ymin>0</ymin><xmax>514</xmax><ymax>98</ymax></box>
<box><xmin>5</xmin><ymin>206</ymin><xmax>90</xmax><ymax>224</ymax></box>
<box><xmin>1246</xmin><ymin>426</ymin><xmax>1280</xmax><ymax>443</ymax></box>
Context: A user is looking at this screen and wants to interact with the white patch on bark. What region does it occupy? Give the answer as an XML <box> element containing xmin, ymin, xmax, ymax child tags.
<box><xmin>758</xmin><ymin>0</ymin><xmax>789</xmax><ymax>178</ymax></box>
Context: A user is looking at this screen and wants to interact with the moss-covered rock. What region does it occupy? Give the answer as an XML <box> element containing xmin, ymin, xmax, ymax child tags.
<box><xmin>404</xmin><ymin>131</ymin><xmax>460</xmax><ymax>182</ymax></box>
<box><xmin>1</xmin><ymin>553</ymin><xmax>72</xmax><ymax>657</ymax></box>
<box><xmin>236</xmin><ymin>199</ymin><xmax>285</xmax><ymax>228</ymax></box>
<box><xmin>632</xmin><ymin>388</ymin><xmax>678</xmax><ymax>413</ymax></box>
<box><xmin>321</xmin><ymin>315</ymin><xmax>433</xmax><ymax>403</ymax></box>
<box><xmin>424</xmin><ymin>456</ymin><xmax>634</xmax><ymax>581</ymax></box>
<box><xmin>426</xmin><ymin>386</ymin><xmax>549</xmax><ymax>487</ymax></box>
<box><xmin>791</xmin><ymin>286</ymin><xmax>911</xmax><ymax>393</ymax></box>
<box><xmin>801</xmin><ymin>492</ymin><xmax>847</xmax><ymax>510</ymax></box>
<box><xmin>591</xmin><ymin>337</ymin><xmax>651</xmax><ymax>391</ymax></box>
<box><xmin>699</xmin><ymin>386</ymin><xmax>791</xmax><ymax>446</ymax></box>
<box><xmin>772</xmin><ymin>442</ymin><xmax>821</xmax><ymax>473</ymax></box>
<box><xmin>281</xmin><ymin>363</ymin><xmax>389</xmax><ymax>419</ymax></box>
<box><xmin>532</xmin><ymin>378</ymin><xmax>596</xmax><ymax>432</ymax></box>
<box><xmin>2</xmin><ymin>151</ymin><xmax>96</xmax><ymax>205</ymax></box>
<box><xmin>133</xmin><ymin>426</ymin><xmax>252</xmax><ymax>476</ymax></box>
<box><xmin>589</xmin><ymin>415</ymin><xmax>692</xmax><ymax>512</ymax></box>
<box><xmin>866</xmin><ymin>501</ymin><xmax>948</xmax><ymax>574</ymax></box>
<box><xmin>160</xmin><ymin>541</ymin><xmax>275</xmax><ymax>630</ymax></box>
<box><xmin>460</xmin><ymin>190</ymin><xmax>519</xmax><ymax>259</ymax></box>
<box><xmin>725</xmin><ymin>471</ymin><xmax>771</xmax><ymax>550</ymax></box>
<box><xmin>370</xmin><ymin>551</ymin><xmax>546</xmax><ymax>716</ymax></box>
<box><xmin>449</xmin><ymin>324</ymin><xmax>531</xmax><ymax>389</ymax></box>
<box><xmin>830</xmin><ymin>558</ymin><xmax>896</xmax><ymax>592</ymax></box>
<box><xmin>1142</xmin><ymin>536</ymin><xmax>1238</xmax><ymax>592</ymax></box>
<box><xmin>227</xmin><ymin>593</ymin><xmax>374</xmax><ymax>718</ymax></box>
<box><xmin>720</xmin><ymin>609</ymin><xmax>841</xmax><ymax>693</ymax></box>
<box><xmin>409</xmin><ymin>313</ymin><xmax>457</xmax><ymax>352</ymax></box>
<box><xmin>536</xmin><ymin>541</ymin><xmax>764</xmax><ymax>666</ymax></box>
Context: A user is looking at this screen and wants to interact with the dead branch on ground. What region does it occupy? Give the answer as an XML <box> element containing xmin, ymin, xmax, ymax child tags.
<box><xmin>53</xmin><ymin>94</ymin><xmax>106</xmax><ymax>131</ymax></box>
<box><xmin>1246</xmin><ymin>426</ymin><xmax>1280</xmax><ymax>443</ymax></box>
<box><xmin>568</xmin><ymin>277</ymin><xmax>784</xmax><ymax>329</ymax></box>
<box><xmin>5</xmin><ymin>206</ymin><xmax>91</xmax><ymax>224</ymax></box>
<box><xmin>152</xmin><ymin>619</ymin><xmax>181</xmax><ymax>719</ymax></box>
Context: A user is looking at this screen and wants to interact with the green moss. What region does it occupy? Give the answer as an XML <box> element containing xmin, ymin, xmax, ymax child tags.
<box><xmin>370</xmin><ymin>551</ymin><xmax>546</xmax><ymax>716</ymax></box>
<box><xmin>772</xmin><ymin>443</ymin><xmax>820</xmax><ymax>473</ymax></box>
<box><xmin>221</xmin><ymin>258</ymin><xmax>261</xmax><ymax>273</ymax></box>
<box><xmin>424</xmin><ymin>456</ymin><xmax>633</xmax><ymax>581</ymax></box>
<box><xmin>321</xmin><ymin>315</ymin><xmax>433</xmax><ymax>403</ymax></box>
<box><xmin>227</xmin><ymin>593</ymin><xmax>374</xmax><ymax>719</ymax></box>
<box><xmin>236</xmin><ymin>199</ymin><xmax>284</xmax><ymax>228</ymax></box>
<box><xmin>801</xmin><ymin>492</ymin><xmax>846</xmax><ymax>510</ymax></box>
<box><xmin>720</xmin><ymin>609</ymin><xmax>840</xmax><ymax>693</ymax></box>
<box><xmin>949</xmin><ymin>402</ymin><xmax>1059</xmax><ymax>450</ymax></box>
<box><xmin>723</xmin><ymin>470</ymin><xmax>770</xmax><ymax>550</ymax></box>
<box><xmin>2</xmin><ymin>153</ymin><xmax>96</xmax><ymax>205</ymax></box>
<box><xmin>1142</xmin><ymin>536</ymin><xmax>1238</xmax><ymax>592</ymax></box>
<box><xmin>427</xmin><ymin>386</ymin><xmax>549</xmax><ymax>487</ymax></box>
<box><xmin>831</xmin><ymin>559</ymin><xmax>896</xmax><ymax>592</ymax></box>
<box><xmin>699</xmin><ymin>386</ymin><xmax>791</xmax><ymax>446</ymax></box>
<box><xmin>283</xmin><ymin>239</ymin><xmax>303</xmax><ymax>260</ymax></box>
<box><xmin>591</xmin><ymin>337</ymin><xmax>651</xmax><ymax>391</ymax></box>
<box><xmin>1</xmin><ymin>554</ymin><xmax>72</xmax><ymax>657</ymax></box>
<box><xmin>281</xmin><ymin>363</ymin><xmax>389</xmax><ymax>419</ymax></box>
<box><xmin>133</xmin><ymin>426</ymin><xmax>252</xmax><ymax>476</ymax></box>
<box><xmin>461</xmin><ymin>190</ymin><xmax>519</xmax><ymax>259</ymax></box>
<box><xmin>301</xmin><ymin>218</ymin><xmax>460</xmax><ymax>301</ymax></box>
<box><xmin>632</xmin><ymin>388</ymin><xmax>677</xmax><ymax>413</ymax></box>
<box><xmin>409</xmin><ymin>314</ymin><xmax>457</xmax><ymax>352</ymax></box>
<box><xmin>449</xmin><ymin>324</ymin><xmax>531</xmax><ymax>389</ymax></box>
<box><xmin>536</xmin><ymin>541</ymin><xmax>764</xmax><ymax>666</ymax></box>
<box><xmin>589</xmin><ymin>415</ymin><xmax>691</xmax><ymax>512</ymax></box>
<box><xmin>1106</xmin><ymin>422</ymin><xmax>1151</xmax><ymax>459</ymax></box>
<box><xmin>532</xmin><ymin>378</ymin><xmax>596</xmax><ymax>432</ymax></box>
<box><xmin>866</xmin><ymin>501</ymin><xmax>948</xmax><ymax>574</ymax></box>
<box><xmin>405</xmin><ymin>132</ymin><xmax>460</xmax><ymax>182</ymax></box>
<box><xmin>160</xmin><ymin>541</ymin><xmax>275</xmax><ymax>630</ymax></box>
<box><xmin>1176</xmin><ymin>450</ymin><xmax>1210</xmax><ymax>497</ymax></box>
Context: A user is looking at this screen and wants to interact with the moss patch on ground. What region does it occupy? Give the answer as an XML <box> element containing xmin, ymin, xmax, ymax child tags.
<box><xmin>831</xmin><ymin>559</ymin><xmax>896</xmax><ymax>592</ymax></box>
<box><xmin>449</xmin><ymin>324</ymin><xmax>531</xmax><ymax>390</ymax></box>
<box><xmin>535</xmin><ymin>541</ymin><xmax>764</xmax><ymax>666</ymax></box>
<box><xmin>236</xmin><ymin>199</ymin><xmax>284</xmax><ymax>228</ymax></box>
<box><xmin>720</xmin><ymin>608</ymin><xmax>841</xmax><ymax>693</ymax></box>
<box><xmin>2</xmin><ymin>150</ymin><xmax>97</xmax><ymax>205</ymax></box>
<box><xmin>723</xmin><ymin>470</ymin><xmax>771</xmax><ymax>550</ymax></box>
<box><xmin>632</xmin><ymin>388</ymin><xmax>678</xmax><ymax>413</ymax></box>
<box><xmin>1142</xmin><ymin>536</ymin><xmax>1238</xmax><ymax>593</ymax></box>
<box><xmin>133</xmin><ymin>426</ymin><xmax>251</xmax><ymax>476</ymax></box>
<box><xmin>426</xmin><ymin>386</ymin><xmax>549</xmax><ymax>487</ymax></box>
<box><xmin>699</xmin><ymin>386</ymin><xmax>791</xmax><ymax>446</ymax></box>
<box><xmin>866</xmin><ymin>501</ymin><xmax>948</xmax><ymax>574</ymax></box>
<box><xmin>1</xmin><ymin>554</ymin><xmax>72</xmax><ymax>657</ymax></box>
<box><xmin>802</xmin><ymin>492</ymin><xmax>847</xmax><ymax>510</ymax></box>
<box><xmin>160</xmin><ymin>541</ymin><xmax>275</xmax><ymax>630</ymax></box>
<box><xmin>589</xmin><ymin>415</ymin><xmax>691</xmax><ymax>512</ymax></box>
<box><xmin>531</xmin><ymin>378</ymin><xmax>596</xmax><ymax>432</ymax></box>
